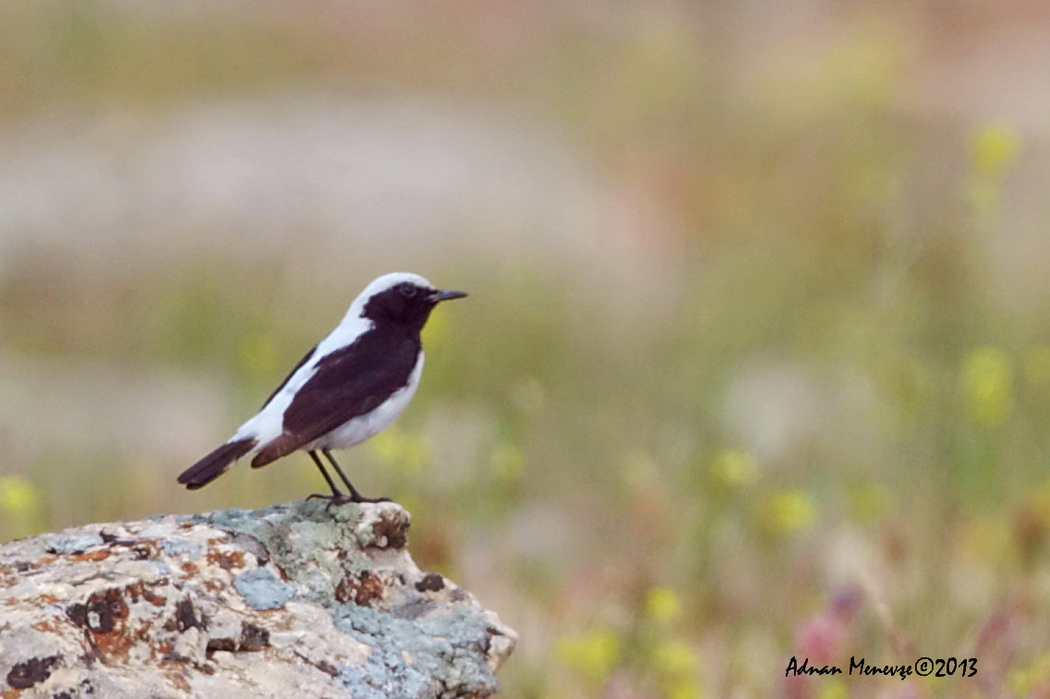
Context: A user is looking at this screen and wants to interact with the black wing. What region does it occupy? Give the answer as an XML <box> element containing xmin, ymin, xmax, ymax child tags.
<box><xmin>251</xmin><ymin>328</ymin><xmax>420</xmax><ymax>467</ymax></box>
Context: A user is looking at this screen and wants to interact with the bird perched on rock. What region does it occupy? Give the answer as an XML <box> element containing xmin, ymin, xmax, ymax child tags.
<box><xmin>177</xmin><ymin>272</ymin><xmax>467</xmax><ymax>502</ymax></box>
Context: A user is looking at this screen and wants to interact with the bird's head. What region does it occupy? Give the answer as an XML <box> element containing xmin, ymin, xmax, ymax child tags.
<box><xmin>357</xmin><ymin>272</ymin><xmax>467</xmax><ymax>329</ymax></box>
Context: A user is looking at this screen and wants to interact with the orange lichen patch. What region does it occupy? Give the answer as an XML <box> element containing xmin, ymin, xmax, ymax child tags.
<box><xmin>130</xmin><ymin>540</ymin><xmax>160</xmax><ymax>559</ymax></box>
<box><xmin>123</xmin><ymin>622</ymin><xmax>160</xmax><ymax>662</ymax></box>
<box><xmin>67</xmin><ymin>588</ymin><xmax>136</xmax><ymax>663</ymax></box>
<box><xmin>145</xmin><ymin>591</ymin><xmax>167</xmax><ymax>606</ymax></box>
<box><xmin>161</xmin><ymin>670</ymin><xmax>191</xmax><ymax>692</ymax></box>
<box><xmin>124</xmin><ymin>581</ymin><xmax>167</xmax><ymax>607</ymax></box>
<box><xmin>180</xmin><ymin>562</ymin><xmax>199</xmax><ymax>577</ymax></box>
<box><xmin>71</xmin><ymin>549</ymin><xmax>113</xmax><ymax>563</ymax></box>
<box><xmin>369</xmin><ymin>514</ymin><xmax>408</xmax><ymax>550</ymax></box>
<box><xmin>31</xmin><ymin>619</ymin><xmax>60</xmax><ymax>633</ymax></box>
<box><xmin>91</xmin><ymin>627</ymin><xmax>134</xmax><ymax>662</ymax></box>
<box><xmin>206</xmin><ymin>548</ymin><xmax>246</xmax><ymax>571</ymax></box>
<box><xmin>335</xmin><ymin>570</ymin><xmax>386</xmax><ymax>606</ymax></box>
<box><xmin>92</xmin><ymin>618</ymin><xmax>159</xmax><ymax>665</ymax></box>
<box><xmin>3</xmin><ymin>688</ymin><xmax>21</xmax><ymax>699</ymax></box>
<box><xmin>25</xmin><ymin>594</ymin><xmax>62</xmax><ymax>606</ymax></box>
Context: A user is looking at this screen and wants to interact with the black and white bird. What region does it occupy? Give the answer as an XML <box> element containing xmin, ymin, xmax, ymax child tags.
<box><xmin>177</xmin><ymin>272</ymin><xmax>467</xmax><ymax>502</ymax></box>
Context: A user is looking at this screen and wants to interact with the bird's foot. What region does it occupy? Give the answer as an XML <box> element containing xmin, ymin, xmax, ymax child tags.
<box><xmin>312</xmin><ymin>493</ymin><xmax>358</xmax><ymax>516</ymax></box>
<box><xmin>306</xmin><ymin>492</ymin><xmax>390</xmax><ymax>513</ymax></box>
<box><xmin>307</xmin><ymin>492</ymin><xmax>355</xmax><ymax>508</ymax></box>
<box><xmin>307</xmin><ymin>492</ymin><xmax>341</xmax><ymax>502</ymax></box>
<box><xmin>349</xmin><ymin>494</ymin><xmax>392</xmax><ymax>504</ymax></box>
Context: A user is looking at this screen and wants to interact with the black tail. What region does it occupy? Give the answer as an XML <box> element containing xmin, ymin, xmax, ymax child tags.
<box><xmin>178</xmin><ymin>438</ymin><xmax>256</xmax><ymax>490</ymax></box>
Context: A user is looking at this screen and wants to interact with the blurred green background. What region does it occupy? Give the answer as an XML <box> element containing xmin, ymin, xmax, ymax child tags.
<box><xmin>3</xmin><ymin>1</ymin><xmax>1050</xmax><ymax>697</ymax></box>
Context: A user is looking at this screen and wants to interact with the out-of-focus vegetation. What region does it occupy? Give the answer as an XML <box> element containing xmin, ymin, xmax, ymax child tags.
<box><xmin>3</xmin><ymin>1</ymin><xmax>1050</xmax><ymax>696</ymax></box>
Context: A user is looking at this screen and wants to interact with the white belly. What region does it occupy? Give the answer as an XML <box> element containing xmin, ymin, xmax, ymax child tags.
<box><xmin>306</xmin><ymin>354</ymin><xmax>424</xmax><ymax>451</ymax></box>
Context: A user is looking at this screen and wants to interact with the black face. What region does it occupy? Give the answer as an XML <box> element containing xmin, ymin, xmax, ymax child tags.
<box><xmin>361</xmin><ymin>282</ymin><xmax>466</xmax><ymax>330</ymax></box>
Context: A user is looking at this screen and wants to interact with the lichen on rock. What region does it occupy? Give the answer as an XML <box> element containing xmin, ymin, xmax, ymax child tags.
<box><xmin>0</xmin><ymin>500</ymin><xmax>516</xmax><ymax>698</ymax></box>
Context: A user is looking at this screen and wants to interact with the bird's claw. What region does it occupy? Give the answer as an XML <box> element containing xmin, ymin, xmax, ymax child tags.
<box><xmin>306</xmin><ymin>492</ymin><xmax>391</xmax><ymax>512</ymax></box>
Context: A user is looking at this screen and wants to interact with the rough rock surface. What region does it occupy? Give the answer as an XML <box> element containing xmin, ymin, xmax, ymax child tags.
<box><xmin>0</xmin><ymin>500</ymin><xmax>516</xmax><ymax>698</ymax></box>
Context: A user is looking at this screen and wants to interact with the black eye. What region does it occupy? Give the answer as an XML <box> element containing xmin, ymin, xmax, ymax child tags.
<box><xmin>400</xmin><ymin>284</ymin><xmax>417</xmax><ymax>298</ymax></box>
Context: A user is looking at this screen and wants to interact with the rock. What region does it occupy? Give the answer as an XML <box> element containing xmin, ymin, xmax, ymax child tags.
<box><xmin>0</xmin><ymin>500</ymin><xmax>516</xmax><ymax>698</ymax></box>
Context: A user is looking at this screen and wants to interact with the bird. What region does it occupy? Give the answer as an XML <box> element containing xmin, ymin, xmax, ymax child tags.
<box><xmin>177</xmin><ymin>272</ymin><xmax>467</xmax><ymax>503</ymax></box>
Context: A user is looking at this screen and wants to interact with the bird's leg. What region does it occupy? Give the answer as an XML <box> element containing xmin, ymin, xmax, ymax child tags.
<box><xmin>322</xmin><ymin>448</ymin><xmax>391</xmax><ymax>503</ymax></box>
<box><xmin>306</xmin><ymin>450</ymin><xmax>347</xmax><ymax>501</ymax></box>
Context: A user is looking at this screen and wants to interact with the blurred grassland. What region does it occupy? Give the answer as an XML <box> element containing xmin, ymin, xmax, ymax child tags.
<box><xmin>3</xmin><ymin>2</ymin><xmax>1050</xmax><ymax>697</ymax></box>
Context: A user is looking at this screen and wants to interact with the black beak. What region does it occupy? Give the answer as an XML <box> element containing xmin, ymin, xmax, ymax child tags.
<box><xmin>431</xmin><ymin>289</ymin><xmax>468</xmax><ymax>303</ymax></box>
